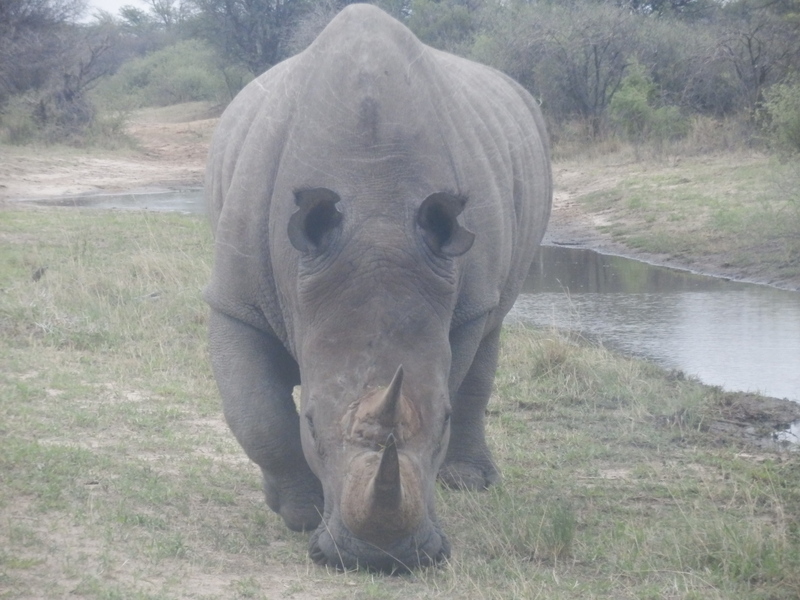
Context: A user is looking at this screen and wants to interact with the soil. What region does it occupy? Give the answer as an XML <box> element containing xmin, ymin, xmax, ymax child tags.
<box><xmin>2</xmin><ymin>104</ymin><xmax>798</xmax><ymax>443</ymax></box>
<box><xmin>0</xmin><ymin>103</ymin><xmax>215</xmax><ymax>201</ymax></box>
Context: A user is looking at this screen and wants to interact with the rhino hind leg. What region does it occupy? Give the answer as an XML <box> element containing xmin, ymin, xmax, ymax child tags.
<box><xmin>440</xmin><ymin>326</ymin><xmax>501</xmax><ymax>490</ymax></box>
<box><xmin>208</xmin><ymin>310</ymin><xmax>324</xmax><ymax>531</ymax></box>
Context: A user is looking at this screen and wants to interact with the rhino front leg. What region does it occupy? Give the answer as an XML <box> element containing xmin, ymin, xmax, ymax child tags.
<box><xmin>440</xmin><ymin>322</ymin><xmax>501</xmax><ymax>490</ymax></box>
<box><xmin>209</xmin><ymin>309</ymin><xmax>324</xmax><ymax>531</ymax></box>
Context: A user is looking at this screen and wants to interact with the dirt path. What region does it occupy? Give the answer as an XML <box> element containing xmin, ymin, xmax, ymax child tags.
<box><xmin>0</xmin><ymin>103</ymin><xmax>214</xmax><ymax>201</ymax></box>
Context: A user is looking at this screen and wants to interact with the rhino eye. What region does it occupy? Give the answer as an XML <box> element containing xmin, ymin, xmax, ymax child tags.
<box><xmin>289</xmin><ymin>188</ymin><xmax>342</xmax><ymax>254</ymax></box>
<box><xmin>417</xmin><ymin>193</ymin><xmax>475</xmax><ymax>258</ymax></box>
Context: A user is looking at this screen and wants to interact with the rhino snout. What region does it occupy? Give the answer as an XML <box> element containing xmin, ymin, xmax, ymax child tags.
<box><xmin>308</xmin><ymin>509</ymin><xmax>450</xmax><ymax>572</ymax></box>
<box><xmin>339</xmin><ymin>437</ymin><xmax>425</xmax><ymax>545</ymax></box>
<box><xmin>306</xmin><ymin>365</ymin><xmax>449</xmax><ymax>571</ymax></box>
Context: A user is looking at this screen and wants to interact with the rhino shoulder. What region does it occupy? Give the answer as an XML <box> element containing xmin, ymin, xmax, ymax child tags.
<box><xmin>205</xmin><ymin>56</ymin><xmax>301</xmax><ymax>233</ymax></box>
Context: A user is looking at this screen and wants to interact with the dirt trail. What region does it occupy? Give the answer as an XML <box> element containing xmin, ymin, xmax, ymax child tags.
<box><xmin>0</xmin><ymin>104</ymin><xmax>215</xmax><ymax>201</ymax></box>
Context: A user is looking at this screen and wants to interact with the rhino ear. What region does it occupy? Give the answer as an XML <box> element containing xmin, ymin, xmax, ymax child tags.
<box><xmin>289</xmin><ymin>188</ymin><xmax>342</xmax><ymax>254</ymax></box>
<box><xmin>417</xmin><ymin>192</ymin><xmax>475</xmax><ymax>258</ymax></box>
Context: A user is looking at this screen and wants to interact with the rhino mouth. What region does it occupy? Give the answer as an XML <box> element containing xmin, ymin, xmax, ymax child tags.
<box><xmin>308</xmin><ymin>518</ymin><xmax>450</xmax><ymax>572</ymax></box>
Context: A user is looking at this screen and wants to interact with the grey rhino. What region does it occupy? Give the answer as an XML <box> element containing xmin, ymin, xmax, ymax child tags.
<box><xmin>204</xmin><ymin>4</ymin><xmax>551</xmax><ymax>571</ymax></box>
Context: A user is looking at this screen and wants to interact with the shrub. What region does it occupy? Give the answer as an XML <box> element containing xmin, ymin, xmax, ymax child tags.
<box><xmin>93</xmin><ymin>40</ymin><xmax>246</xmax><ymax>109</ymax></box>
<box><xmin>0</xmin><ymin>90</ymin><xmax>97</xmax><ymax>146</ymax></box>
<box><xmin>407</xmin><ymin>0</ymin><xmax>476</xmax><ymax>53</ymax></box>
<box><xmin>609</xmin><ymin>62</ymin><xmax>687</xmax><ymax>143</ymax></box>
<box><xmin>0</xmin><ymin>95</ymin><xmax>38</xmax><ymax>144</ymax></box>
<box><xmin>761</xmin><ymin>80</ymin><xmax>800</xmax><ymax>155</ymax></box>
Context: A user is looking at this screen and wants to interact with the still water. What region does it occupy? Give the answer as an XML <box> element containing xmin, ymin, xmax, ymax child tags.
<box><xmin>26</xmin><ymin>191</ymin><xmax>800</xmax><ymax>405</ymax></box>
<box><xmin>29</xmin><ymin>189</ymin><xmax>205</xmax><ymax>213</ymax></box>
<box><xmin>508</xmin><ymin>246</ymin><xmax>800</xmax><ymax>404</ymax></box>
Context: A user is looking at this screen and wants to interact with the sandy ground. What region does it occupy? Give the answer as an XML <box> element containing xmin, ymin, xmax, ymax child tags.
<box><xmin>0</xmin><ymin>106</ymin><xmax>214</xmax><ymax>201</ymax></box>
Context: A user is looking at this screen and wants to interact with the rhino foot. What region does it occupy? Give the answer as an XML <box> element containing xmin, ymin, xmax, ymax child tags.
<box><xmin>262</xmin><ymin>471</ymin><xmax>324</xmax><ymax>532</ymax></box>
<box><xmin>438</xmin><ymin>458</ymin><xmax>500</xmax><ymax>490</ymax></box>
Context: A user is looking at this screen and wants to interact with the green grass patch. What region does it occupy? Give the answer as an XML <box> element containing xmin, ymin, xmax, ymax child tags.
<box><xmin>1</xmin><ymin>208</ymin><xmax>798</xmax><ymax>598</ymax></box>
<box><xmin>570</xmin><ymin>154</ymin><xmax>800</xmax><ymax>286</ymax></box>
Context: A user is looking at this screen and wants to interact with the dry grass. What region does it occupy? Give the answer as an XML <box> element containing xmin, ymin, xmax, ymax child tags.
<box><xmin>1</xmin><ymin>207</ymin><xmax>799</xmax><ymax>599</ymax></box>
<box><xmin>553</xmin><ymin>150</ymin><xmax>800</xmax><ymax>289</ymax></box>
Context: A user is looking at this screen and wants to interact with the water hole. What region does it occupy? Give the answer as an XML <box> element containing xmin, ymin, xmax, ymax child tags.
<box><xmin>508</xmin><ymin>245</ymin><xmax>800</xmax><ymax>444</ymax></box>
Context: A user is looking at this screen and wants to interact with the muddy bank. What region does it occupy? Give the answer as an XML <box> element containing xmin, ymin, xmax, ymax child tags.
<box><xmin>544</xmin><ymin>161</ymin><xmax>800</xmax><ymax>292</ymax></box>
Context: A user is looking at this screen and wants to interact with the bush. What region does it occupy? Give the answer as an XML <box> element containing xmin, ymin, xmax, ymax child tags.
<box><xmin>407</xmin><ymin>0</ymin><xmax>476</xmax><ymax>53</ymax></box>
<box><xmin>0</xmin><ymin>89</ymin><xmax>97</xmax><ymax>145</ymax></box>
<box><xmin>94</xmin><ymin>39</ymin><xmax>247</xmax><ymax>109</ymax></box>
<box><xmin>609</xmin><ymin>62</ymin><xmax>687</xmax><ymax>143</ymax></box>
<box><xmin>0</xmin><ymin>95</ymin><xmax>38</xmax><ymax>144</ymax></box>
<box><xmin>761</xmin><ymin>80</ymin><xmax>800</xmax><ymax>155</ymax></box>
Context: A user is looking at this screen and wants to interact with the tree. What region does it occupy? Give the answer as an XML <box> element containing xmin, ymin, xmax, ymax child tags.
<box><xmin>0</xmin><ymin>0</ymin><xmax>87</xmax><ymax>102</ymax></box>
<box><xmin>718</xmin><ymin>0</ymin><xmax>800</xmax><ymax>112</ymax></box>
<box><xmin>190</xmin><ymin>0</ymin><xmax>314</xmax><ymax>75</ymax></box>
<box><xmin>144</xmin><ymin>0</ymin><xmax>182</xmax><ymax>28</ymax></box>
<box><xmin>479</xmin><ymin>2</ymin><xmax>637</xmax><ymax>136</ymax></box>
<box><xmin>0</xmin><ymin>0</ymin><xmax>128</xmax><ymax>142</ymax></box>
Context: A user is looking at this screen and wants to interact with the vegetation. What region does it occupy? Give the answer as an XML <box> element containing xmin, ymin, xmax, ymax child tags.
<box><xmin>92</xmin><ymin>39</ymin><xmax>249</xmax><ymax>109</ymax></box>
<box><xmin>608</xmin><ymin>62</ymin><xmax>688</xmax><ymax>143</ymax></box>
<box><xmin>2</xmin><ymin>2</ymin><xmax>798</xmax><ymax>595</ymax></box>
<box><xmin>761</xmin><ymin>78</ymin><xmax>800</xmax><ymax>155</ymax></box>
<box><xmin>1</xmin><ymin>0</ymin><xmax>799</xmax><ymax>149</ymax></box>
<box><xmin>1</xmin><ymin>207</ymin><xmax>798</xmax><ymax>598</ymax></box>
<box><xmin>565</xmin><ymin>152</ymin><xmax>800</xmax><ymax>286</ymax></box>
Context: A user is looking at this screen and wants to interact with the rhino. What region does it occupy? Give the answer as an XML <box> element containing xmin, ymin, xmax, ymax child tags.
<box><xmin>204</xmin><ymin>4</ymin><xmax>551</xmax><ymax>571</ymax></box>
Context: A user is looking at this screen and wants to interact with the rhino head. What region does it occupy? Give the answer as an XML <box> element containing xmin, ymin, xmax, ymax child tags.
<box><xmin>288</xmin><ymin>187</ymin><xmax>474</xmax><ymax>570</ymax></box>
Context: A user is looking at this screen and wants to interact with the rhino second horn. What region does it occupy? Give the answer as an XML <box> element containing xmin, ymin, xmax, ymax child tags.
<box><xmin>372</xmin><ymin>433</ymin><xmax>401</xmax><ymax>510</ymax></box>
<box><xmin>376</xmin><ymin>365</ymin><xmax>404</xmax><ymax>429</ymax></box>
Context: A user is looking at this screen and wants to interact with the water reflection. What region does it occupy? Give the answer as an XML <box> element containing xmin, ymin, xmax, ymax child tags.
<box><xmin>28</xmin><ymin>189</ymin><xmax>205</xmax><ymax>214</ymax></box>
<box><xmin>508</xmin><ymin>246</ymin><xmax>800</xmax><ymax>403</ymax></box>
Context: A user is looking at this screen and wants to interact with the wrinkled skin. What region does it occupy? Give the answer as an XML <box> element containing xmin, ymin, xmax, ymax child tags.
<box><xmin>204</xmin><ymin>4</ymin><xmax>551</xmax><ymax>571</ymax></box>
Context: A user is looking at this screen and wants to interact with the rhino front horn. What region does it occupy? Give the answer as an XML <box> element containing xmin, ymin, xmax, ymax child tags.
<box><xmin>355</xmin><ymin>430</ymin><xmax>423</xmax><ymax>544</ymax></box>
<box><xmin>376</xmin><ymin>365</ymin><xmax>404</xmax><ymax>428</ymax></box>
<box><xmin>372</xmin><ymin>433</ymin><xmax>401</xmax><ymax>510</ymax></box>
